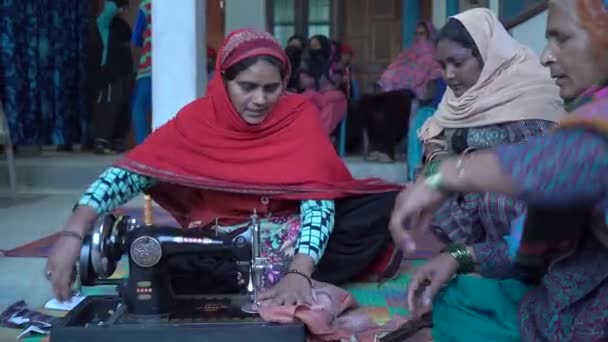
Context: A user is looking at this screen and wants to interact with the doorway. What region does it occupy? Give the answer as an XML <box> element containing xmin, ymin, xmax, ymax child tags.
<box><xmin>342</xmin><ymin>0</ymin><xmax>403</xmax><ymax>94</ymax></box>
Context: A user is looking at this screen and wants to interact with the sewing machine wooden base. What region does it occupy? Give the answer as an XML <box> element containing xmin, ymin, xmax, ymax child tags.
<box><xmin>50</xmin><ymin>295</ymin><xmax>306</xmax><ymax>342</ymax></box>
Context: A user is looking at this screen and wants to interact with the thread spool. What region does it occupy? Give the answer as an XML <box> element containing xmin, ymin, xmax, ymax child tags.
<box><xmin>144</xmin><ymin>195</ymin><xmax>153</xmax><ymax>226</ymax></box>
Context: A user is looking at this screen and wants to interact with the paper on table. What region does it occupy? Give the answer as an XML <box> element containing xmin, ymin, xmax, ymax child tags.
<box><xmin>44</xmin><ymin>296</ymin><xmax>86</xmax><ymax>311</ymax></box>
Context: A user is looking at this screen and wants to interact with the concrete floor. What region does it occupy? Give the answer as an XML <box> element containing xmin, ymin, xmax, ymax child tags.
<box><xmin>0</xmin><ymin>192</ymin><xmax>80</xmax><ymax>312</ymax></box>
<box><xmin>0</xmin><ymin>191</ymin><xmax>147</xmax><ymax>313</ymax></box>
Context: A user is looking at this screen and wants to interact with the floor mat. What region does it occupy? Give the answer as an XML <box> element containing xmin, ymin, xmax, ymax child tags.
<box><xmin>3</xmin><ymin>259</ymin><xmax>422</xmax><ymax>342</ymax></box>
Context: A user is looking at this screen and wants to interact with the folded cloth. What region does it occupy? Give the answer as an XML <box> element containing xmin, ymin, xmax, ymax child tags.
<box><xmin>1</xmin><ymin>300</ymin><xmax>57</xmax><ymax>338</ymax></box>
<box><xmin>0</xmin><ymin>300</ymin><xmax>57</xmax><ymax>329</ymax></box>
<box><xmin>258</xmin><ymin>281</ymin><xmax>417</xmax><ymax>342</ymax></box>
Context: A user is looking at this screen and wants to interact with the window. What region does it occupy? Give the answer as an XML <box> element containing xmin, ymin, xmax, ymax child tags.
<box><xmin>499</xmin><ymin>0</ymin><xmax>546</xmax><ymax>26</ymax></box>
<box><xmin>308</xmin><ymin>0</ymin><xmax>331</xmax><ymax>38</ymax></box>
<box><xmin>268</xmin><ymin>0</ymin><xmax>334</xmax><ymax>46</ymax></box>
<box><xmin>273</xmin><ymin>0</ymin><xmax>296</xmax><ymax>46</ymax></box>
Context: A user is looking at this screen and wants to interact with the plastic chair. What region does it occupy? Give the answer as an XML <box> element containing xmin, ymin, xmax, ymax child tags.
<box><xmin>0</xmin><ymin>101</ymin><xmax>17</xmax><ymax>193</ymax></box>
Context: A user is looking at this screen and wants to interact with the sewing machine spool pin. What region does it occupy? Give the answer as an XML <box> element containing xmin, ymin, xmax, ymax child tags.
<box><xmin>241</xmin><ymin>209</ymin><xmax>272</xmax><ymax>314</ymax></box>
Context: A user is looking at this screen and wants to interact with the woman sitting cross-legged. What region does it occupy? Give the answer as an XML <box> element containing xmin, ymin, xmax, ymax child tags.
<box><xmin>45</xmin><ymin>29</ymin><xmax>403</xmax><ymax>309</ymax></box>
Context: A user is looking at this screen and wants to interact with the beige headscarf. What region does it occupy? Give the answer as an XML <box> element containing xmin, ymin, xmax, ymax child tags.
<box><xmin>419</xmin><ymin>8</ymin><xmax>565</xmax><ymax>142</ymax></box>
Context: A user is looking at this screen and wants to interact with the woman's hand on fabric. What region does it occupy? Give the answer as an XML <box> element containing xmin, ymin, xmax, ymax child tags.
<box><xmin>258</xmin><ymin>273</ymin><xmax>313</xmax><ymax>306</ymax></box>
<box><xmin>45</xmin><ymin>234</ymin><xmax>82</xmax><ymax>301</ymax></box>
<box><xmin>407</xmin><ymin>253</ymin><xmax>459</xmax><ymax>318</ymax></box>
<box><xmin>388</xmin><ymin>180</ymin><xmax>447</xmax><ymax>252</ymax></box>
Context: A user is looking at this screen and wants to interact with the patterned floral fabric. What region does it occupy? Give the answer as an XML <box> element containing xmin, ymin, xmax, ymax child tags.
<box><xmin>429</xmin><ymin>119</ymin><xmax>556</xmax><ymax>245</ymax></box>
<box><xmin>215</xmin><ymin>214</ymin><xmax>328</xmax><ymax>290</ymax></box>
<box><xmin>0</xmin><ymin>0</ymin><xmax>89</xmax><ymax>145</ymax></box>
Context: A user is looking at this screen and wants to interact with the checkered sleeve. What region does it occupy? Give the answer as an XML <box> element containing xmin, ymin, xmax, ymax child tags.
<box><xmin>77</xmin><ymin>167</ymin><xmax>156</xmax><ymax>214</ymax></box>
<box><xmin>295</xmin><ymin>200</ymin><xmax>336</xmax><ymax>264</ymax></box>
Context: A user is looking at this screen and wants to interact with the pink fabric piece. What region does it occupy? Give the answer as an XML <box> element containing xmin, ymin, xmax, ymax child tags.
<box><xmin>258</xmin><ymin>281</ymin><xmax>414</xmax><ymax>342</ymax></box>
<box><xmin>302</xmin><ymin>90</ymin><xmax>347</xmax><ymax>134</ymax></box>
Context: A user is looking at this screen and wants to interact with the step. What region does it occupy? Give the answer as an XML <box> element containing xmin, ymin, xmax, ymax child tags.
<box><xmin>0</xmin><ymin>152</ymin><xmax>406</xmax><ymax>192</ymax></box>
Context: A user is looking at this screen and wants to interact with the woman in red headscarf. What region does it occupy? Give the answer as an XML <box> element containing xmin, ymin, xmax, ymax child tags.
<box><xmin>45</xmin><ymin>29</ymin><xmax>402</xmax><ymax>305</ymax></box>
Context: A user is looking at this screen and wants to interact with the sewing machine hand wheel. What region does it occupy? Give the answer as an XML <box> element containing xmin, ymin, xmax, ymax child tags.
<box><xmin>80</xmin><ymin>214</ymin><xmax>130</xmax><ymax>285</ymax></box>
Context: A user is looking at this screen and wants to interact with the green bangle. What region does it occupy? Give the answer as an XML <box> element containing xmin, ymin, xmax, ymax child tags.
<box><xmin>423</xmin><ymin>159</ymin><xmax>442</xmax><ymax>177</ymax></box>
<box><xmin>445</xmin><ymin>244</ymin><xmax>475</xmax><ymax>274</ymax></box>
<box><xmin>424</xmin><ymin>173</ymin><xmax>443</xmax><ymax>191</ymax></box>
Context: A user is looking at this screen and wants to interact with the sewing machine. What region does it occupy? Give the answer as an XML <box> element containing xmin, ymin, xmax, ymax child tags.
<box><xmin>50</xmin><ymin>203</ymin><xmax>306</xmax><ymax>342</ymax></box>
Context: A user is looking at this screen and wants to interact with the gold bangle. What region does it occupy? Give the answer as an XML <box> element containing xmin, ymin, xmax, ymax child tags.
<box><xmin>445</xmin><ymin>244</ymin><xmax>474</xmax><ymax>273</ymax></box>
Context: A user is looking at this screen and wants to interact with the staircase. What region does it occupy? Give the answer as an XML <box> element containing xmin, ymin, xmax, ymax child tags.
<box><xmin>0</xmin><ymin>151</ymin><xmax>406</xmax><ymax>193</ymax></box>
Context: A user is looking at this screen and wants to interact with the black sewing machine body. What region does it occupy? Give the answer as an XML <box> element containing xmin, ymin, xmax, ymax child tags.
<box><xmin>50</xmin><ymin>214</ymin><xmax>306</xmax><ymax>342</ymax></box>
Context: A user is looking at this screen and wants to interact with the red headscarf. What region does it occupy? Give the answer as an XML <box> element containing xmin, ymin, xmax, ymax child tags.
<box><xmin>116</xmin><ymin>29</ymin><xmax>400</xmax><ymax>227</ymax></box>
<box><xmin>341</xmin><ymin>43</ymin><xmax>354</xmax><ymax>56</ymax></box>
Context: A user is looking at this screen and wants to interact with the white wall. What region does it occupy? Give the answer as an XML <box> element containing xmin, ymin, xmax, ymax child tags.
<box><xmin>225</xmin><ymin>0</ymin><xmax>267</xmax><ymax>34</ymax></box>
<box><xmin>432</xmin><ymin>0</ymin><xmax>447</xmax><ymax>29</ymax></box>
<box><xmin>151</xmin><ymin>0</ymin><xmax>207</xmax><ymax>129</ymax></box>
<box><xmin>488</xmin><ymin>0</ymin><xmax>500</xmax><ymax>16</ymax></box>
<box><xmin>510</xmin><ymin>10</ymin><xmax>548</xmax><ymax>56</ymax></box>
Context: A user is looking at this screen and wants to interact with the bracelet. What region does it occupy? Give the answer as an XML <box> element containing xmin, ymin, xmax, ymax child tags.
<box><xmin>424</xmin><ymin>172</ymin><xmax>444</xmax><ymax>191</ymax></box>
<box><xmin>58</xmin><ymin>230</ymin><xmax>84</xmax><ymax>242</ymax></box>
<box><xmin>284</xmin><ymin>270</ymin><xmax>313</xmax><ymax>288</ymax></box>
<box><xmin>444</xmin><ymin>244</ymin><xmax>475</xmax><ymax>274</ymax></box>
<box><xmin>425</xmin><ymin>152</ymin><xmax>470</xmax><ymax>192</ymax></box>
<box><xmin>423</xmin><ymin>159</ymin><xmax>442</xmax><ymax>177</ymax></box>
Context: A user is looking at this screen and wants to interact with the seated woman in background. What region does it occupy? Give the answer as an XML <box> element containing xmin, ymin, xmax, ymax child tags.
<box><xmin>308</xmin><ymin>35</ymin><xmax>344</xmax><ymax>89</ymax></box>
<box><xmin>362</xmin><ymin>21</ymin><xmax>443</xmax><ymax>163</ymax></box>
<box><xmin>390</xmin><ymin>1</ymin><xmax>608</xmax><ymax>340</ymax></box>
<box><xmin>357</xmin><ymin>89</ymin><xmax>418</xmax><ymax>162</ymax></box>
<box><xmin>285</xmin><ymin>45</ymin><xmax>303</xmax><ymax>91</ymax></box>
<box><xmin>378</xmin><ymin>21</ymin><xmax>442</xmax><ymax>98</ymax></box>
<box><xmin>418</xmin><ymin>8</ymin><xmax>564</xmax><ymax>247</ymax></box>
<box><xmin>286</xmin><ymin>34</ymin><xmax>307</xmax><ymax>51</ymax></box>
<box><xmin>45</xmin><ymin>29</ymin><xmax>402</xmax><ymax>304</ymax></box>
<box><xmin>299</xmin><ymin>51</ymin><xmax>348</xmax><ymax>135</ymax></box>
<box><xmin>308</xmin><ymin>34</ymin><xmax>333</xmax><ymax>61</ymax></box>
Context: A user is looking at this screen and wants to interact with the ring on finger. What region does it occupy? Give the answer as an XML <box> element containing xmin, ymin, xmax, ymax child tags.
<box><xmin>44</xmin><ymin>270</ymin><xmax>52</xmax><ymax>280</ymax></box>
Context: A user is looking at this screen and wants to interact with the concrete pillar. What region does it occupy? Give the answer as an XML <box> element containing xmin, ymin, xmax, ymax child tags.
<box><xmin>402</xmin><ymin>0</ymin><xmax>421</xmax><ymax>47</ymax></box>
<box><xmin>488</xmin><ymin>0</ymin><xmax>500</xmax><ymax>16</ymax></box>
<box><xmin>151</xmin><ymin>0</ymin><xmax>207</xmax><ymax>129</ymax></box>
<box><xmin>225</xmin><ymin>0</ymin><xmax>267</xmax><ymax>34</ymax></box>
<box><xmin>432</xmin><ymin>0</ymin><xmax>448</xmax><ymax>29</ymax></box>
<box><xmin>446</xmin><ymin>0</ymin><xmax>460</xmax><ymax>16</ymax></box>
